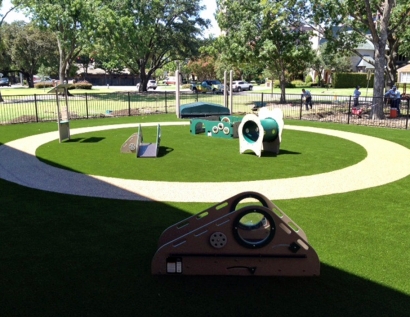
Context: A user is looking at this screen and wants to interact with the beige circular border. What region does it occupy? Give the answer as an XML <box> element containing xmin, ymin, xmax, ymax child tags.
<box><xmin>1</xmin><ymin>122</ymin><xmax>410</xmax><ymax>202</ymax></box>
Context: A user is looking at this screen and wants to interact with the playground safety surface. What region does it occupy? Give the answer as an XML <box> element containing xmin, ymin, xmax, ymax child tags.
<box><xmin>1</xmin><ymin>122</ymin><xmax>410</xmax><ymax>203</ymax></box>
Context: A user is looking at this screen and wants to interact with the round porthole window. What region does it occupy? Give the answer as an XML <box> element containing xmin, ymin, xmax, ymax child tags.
<box><xmin>233</xmin><ymin>207</ymin><xmax>275</xmax><ymax>249</ymax></box>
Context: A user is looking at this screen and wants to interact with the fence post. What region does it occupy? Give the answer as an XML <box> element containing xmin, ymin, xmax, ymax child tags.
<box><xmin>165</xmin><ymin>91</ymin><xmax>168</xmax><ymax>114</ymax></box>
<box><xmin>85</xmin><ymin>93</ymin><xmax>89</xmax><ymax>119</ymax></box>
<box><xmin>128</xmin><ymin>92</ymin><xmax>131</xmax><ymax>116</ymax></box>
<box><xmin>406</xmin><ymin>99</ymin><xmax>409</xmax><ymax>130</ymax></box>
<box><xmin>261</xmin><ymin>93</ymin><xmax>264</xmax><ymax>113</ymax></box>
<box><xmin>34</xmin><ymin>94</ymin><xmax>39</xmax><ymax>122</ymax></box>
<box><xmin>299</xmin><ymin>95</ymin><xmax>303</xmax><ymax>120</ymax></box>
<box><xmin>347</xmin><ymin>96</ymin><xmax>352</xmax><ymax>124</ymax></box>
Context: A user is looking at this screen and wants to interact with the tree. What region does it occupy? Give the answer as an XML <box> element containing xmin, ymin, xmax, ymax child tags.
<box><xmin>310</xmin><ymin>0</ymin><xmax>410</xmax><ymax>119</ymax></box>
<box><xmin>215</xmin><ymin>0</ymin><xmax>314</xmax><ymax>102</ymax></box>
<box><xmin>187</xmin><ymin>56</ymin><xmax>218</xmax><ymax>80</ymax></box>
<box><xmin>90</xmin><ymin>44</ymin><xmax>127</xmax><ymax>75</ymax></box>
<box><xmin>100</xmin><ymin>0</ymin><xmax>209</xmax><ymax>91</ymax></box>
<box><xmin>13</xmin><ymin>0</ymin><xmax>101</xmax><ymax>84</ymax></box>
<box><xmin>1</xmin><ymin>21</ymin><xmax>58</xmax><ymax>86</ymax></box>
<box><xmin>309</xmin><ymin>42</ymin><xmax>352</xmax><ymax>85</ymax></box>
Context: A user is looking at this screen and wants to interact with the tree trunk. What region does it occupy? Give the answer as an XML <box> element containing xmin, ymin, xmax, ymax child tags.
<box><xmin>372</xmin><ymin>41</ymin><xmax>387</xmax><ymax>119</ymax></box>
<box><xmin>56</xmin><ymin>38</ymin><xmax>74</xmax><ymax>95</ymax></box>
<box><xmin>25</xmin><ymin>73</ymin><xmax>34</xmax><ymax>88</ymax></box>
<box><xmin>138</xmin><ymin>62</ymin><xmax>148</xmax><ymax>92</ymax></box>
<box><xmin>279</xmin><ymin>68</ymin><xmax>286</xmax><ymax>103</ymax></box>
<box><xmin>368</xmin><ymin>0</ymin><xmax>395</xmax><ymax>120</ymax></box>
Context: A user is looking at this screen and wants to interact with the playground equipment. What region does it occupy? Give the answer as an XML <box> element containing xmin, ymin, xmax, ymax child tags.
<box><xmin>152</xmin><ymin>191</ymin><xmax>320</xmax><ymax>276</ymax></box>
<box><xmin>175</xmin><ymin>69</ymin><xmax>234</xmax><ymax>118</ymax></box>
<box><xmin>180</xmin><ymin>102</ymin><xmax>230</xmax><ymax>118</ymax></box>
<box><xmin>120</xmin><ymin>124</ymin><xmax>161</xmax><ymax>158</ymax></box>
<box><xmin>238</xmin><ymin>108</ymin><xmax>284</xmax><ymax>157</ymax></box>
<box><xmin>48</xmin><ymin>84</ymin><xmax>72</xmax><ymax>143</ymax></box>
<box><xmin>190</xmin><ymin>115</ymin><xmax>242</xmax><ymax>139</ymax></box>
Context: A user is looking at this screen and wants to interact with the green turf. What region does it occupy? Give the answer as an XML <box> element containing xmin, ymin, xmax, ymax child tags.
<box><xmin>0</xmin><ymin>117</ymin><xmax>409</xmax><ymax>317</ymax></box>
<box><xmin>35</xmin><ymin>125</ymin><xmax>366</xmax><ymax>181</ymax></box>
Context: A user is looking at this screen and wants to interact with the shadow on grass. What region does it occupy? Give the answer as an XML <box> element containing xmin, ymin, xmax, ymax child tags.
<box><xmin>241</xmin><ymin>148</ymin><xmax>301</xmax><ymax>157</ymax></box>
<box><xmin>66</xmin><ymin>137</ymin><xmax>105</xmax><ymax>143</ymax></box>
<box><xmin>277</xmin><ymin>149</ymin><xmax>302</xmax><ymax>156</ymax></box>
<box><xmin>0</xmin><ymin>144</ymin><xmax>409</xmax><ymax>317</ymax></box>
<box><xmin>158</xmin><ymin>146</ymin><xmax>174</xmax><ymax>157</ymax></box>
<box><xmin>0</xmin><ymin>177</ymin><xmax>408</xmax><ymax>317</ymax></box>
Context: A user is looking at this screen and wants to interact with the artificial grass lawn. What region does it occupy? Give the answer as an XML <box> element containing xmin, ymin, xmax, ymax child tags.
<box><xmin>1</xmin><ymin>116</ymin><xmax>409</xmax><ymax>317</ymax></box>
<box><xmin>36</xmin><ymin>125</ymin><xmax>366</xmax><ymax>182</ymax></box>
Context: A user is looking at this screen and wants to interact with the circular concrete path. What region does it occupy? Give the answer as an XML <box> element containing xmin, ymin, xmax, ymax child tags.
<box><xmin>1</xmin><ymin>122</ymin><xmax>410</xmax><ymax>202</ymax></box>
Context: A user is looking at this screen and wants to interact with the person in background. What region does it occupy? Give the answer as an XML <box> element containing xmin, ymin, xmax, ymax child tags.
<box><xmin>353</xmin><ymin>86</ymin><xmax>361</xmax><ymax>107</ymax></box>
<box><xmin>384</xmin><ymin>86</ymin><xmax>401</xmax><ymax>116</ymax></box>
<box><xmin>301</xmin><ymin>89</ymin><xmax>313</xmax><ymax>110</ymax></box>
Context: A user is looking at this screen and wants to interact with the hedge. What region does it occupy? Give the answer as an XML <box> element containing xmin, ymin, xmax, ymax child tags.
<box><xmin>332</xmin><ymin>72</ymin><xmax>374</xmax><ymax>88</ymax></box>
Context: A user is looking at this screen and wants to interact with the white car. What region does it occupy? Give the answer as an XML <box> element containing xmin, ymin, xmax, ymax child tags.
<box><xmin>137</xmin><ymin>80</ymin><xmax>157</xmax><ymax>90</ymax></box>
<box><xmin>232</xmin><ymin>80</ymin><xmax>253</xmax><ymax>92</ymax></box>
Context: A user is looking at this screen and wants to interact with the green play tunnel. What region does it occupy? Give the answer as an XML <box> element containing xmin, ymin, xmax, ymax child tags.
<box><xmin>242</xmin><ymin>118</ymin><xmax>279</xmax><ymax>144</ymax></box>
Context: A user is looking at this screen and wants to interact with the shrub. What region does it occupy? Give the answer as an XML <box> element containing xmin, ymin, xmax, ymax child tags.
<box><xmin>273</xmin><ymin>80</ymin><xmax>294</xmax><ymax>88</ymax></box>
<box><xmin>332</xmin><ymin>73</ymin><xmax>374</xmax><ymax>88</ymax></box>
<box><xmin>34</xmin><ymin>82</ymin><xmax>54</xmax><ymax>89</ymax></box>
<box><xmin>291</xmin><ymin>80</ymin><xmax>306</xmax><ymax>88</ymax></box>
<box><xmin>73</xmin><ymin>81</ymin><xmax>92</xmax><ymax>89</ymax></box>
<box><xmin>305</xmin><ymin>74</ymin><xmax>313</xmax><ymax>83</ymax></box>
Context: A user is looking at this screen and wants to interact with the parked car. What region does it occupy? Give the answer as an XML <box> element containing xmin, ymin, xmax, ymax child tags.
<box><xmin>33</xmin><ymin>76</ymin><xmax>54</xmax><ymax>83</ymax></box>
<box><xmin>191</xmin><ymin>80</ymin><xmax>224</xmax><ymax>94</ymax></box>
<box><xmin>231</xmin><ymin>80</ymin><xmax>253</xmax><ymax>92</ymax></box>
<box><xmin>163</xmin><ymin>76</ymin><xmax>177</xmax><ymax>85</ymax></box>
<box><xmin>147</xmin><ymin>80</ymin><xmax>157</xmax><ymax>90</ymax></box>
<box><xmin>0</xmin><ymin>77</ymin><xmax>11</xmax><ymax>86</ymax></box>
<box><xmin>136</xmin><ymin>80</ymin><xmax>157</xmax><ymax>90</ymax></box>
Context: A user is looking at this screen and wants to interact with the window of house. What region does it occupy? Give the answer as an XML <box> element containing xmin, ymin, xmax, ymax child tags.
<box><xmin>399</xmin><ymin>72</ymin><xmax>410</xmax><ymax>83</ymax></box>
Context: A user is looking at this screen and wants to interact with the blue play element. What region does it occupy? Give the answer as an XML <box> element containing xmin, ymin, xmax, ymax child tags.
<box><xmin>260</xmin><ymin>118</ymin><xmax>279</xmax><ymax>142</ymax></box>
<box><xmin>180</xmin><ymin>102</ymin><xmax>230</xmax><ymax>118</ymax></box>
<box><xmin>242</xmin><ymin>118</ymin><xmax>279</xmax><ymax>144</ymax></box>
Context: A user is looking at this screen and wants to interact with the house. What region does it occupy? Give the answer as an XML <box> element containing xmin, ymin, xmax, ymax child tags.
<box><xmin>397</xmin><ymin>63</ymin><xmax>410</xmax><ymax>84</ymax></box>
<box><xmin>308</xmin><ymin>28</ymin><xmax>408</xmax><ymax>84</ymax></box>
<box><xmin>352</xmin><ymin>39</ymin><xmax>375</xmax><ymax>72</ymax></box>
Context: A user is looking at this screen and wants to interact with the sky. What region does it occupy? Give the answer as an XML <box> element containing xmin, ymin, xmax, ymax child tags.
<box><xmin>1</xmin><ymin>0</ymin><xmax>221</xmax><ymax>36</ymax></box>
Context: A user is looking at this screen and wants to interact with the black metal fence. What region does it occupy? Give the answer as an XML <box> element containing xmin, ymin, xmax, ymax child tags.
<box><xmin>0</xmin><ymin>90</ymin><xmax>409</xmax><ymax>129</ymax></box>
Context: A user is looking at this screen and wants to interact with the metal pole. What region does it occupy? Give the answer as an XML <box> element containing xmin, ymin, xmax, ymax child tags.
<box><xmin>229</xmin><ymin>70</ymin><xmax>233</xmax><ymax>113</ymax></box>
<box><xmin>176</xmin><ymin>70</ymin><xmax>180</xmax><ymax>118</ymax></box>
<box><xmin>34</xmin><ymin>94</ymin><xmax>39</xmax><ymax>122</ymax></box>
<box><xmin>85</xmin><ymin>93</ymin><xmax>89</xmax><ymax>119</ymax></box>
<box><xmin>224</xmin><ymin>70</ymin><xmax>227</xmax><ymax>108</ymax></box>
<box><xmin>128</xmin><ymin>92</ymin><xmax>131</xmax><ymax>116</ymax></box>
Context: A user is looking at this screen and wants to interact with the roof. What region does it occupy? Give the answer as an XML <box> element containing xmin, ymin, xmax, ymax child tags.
<box><xmin>357</xmin><ymin>56</ymin><xmax>375</xmax><ymax>69</ymax></box>
<box><xmin>356</xmin><ymin>39</ymin><xmax>375</xmax><ymax>51</ymax></box>
<box><xmin>397</xmin><ymin>64</ymin><xmax>410</xmax><ymax>73</ymax></box>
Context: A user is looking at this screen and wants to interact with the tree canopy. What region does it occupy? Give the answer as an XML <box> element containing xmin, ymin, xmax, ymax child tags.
<box><xmin>1</xmin><ymin>21</ymin><xmax>58</xmax><ymax>85</ymax></box>
<box><xmin>98</xmin><ymin>0</ymin><xmax>210</xmax><ymax>91</ymax></box>
<box><xmin>310</xmin><ymin>0</ymin><xmax>410</xmax><ymax>118</ymax></box>
<box><xmin>12</xmin><ymin>0</ymin><xmax>102</xmax><ymax>84</ymax></box>
<box><xmin>215</xmin><ymin>0</ymin><xmax>314</xmax><ymax>102</ymax></box>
